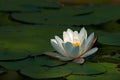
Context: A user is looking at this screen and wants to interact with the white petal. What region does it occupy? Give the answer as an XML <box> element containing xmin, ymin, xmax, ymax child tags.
<box><xmin>43</xmin><ymin>52</ymin><xmax>72</xmax><ymax>61</ymax></box>
<box><xmin>77</xmin><ymin>39</ymin><xmax>86</xmax><ymax>57</ymax></box>
<box><xmin>67</xmin><ymin>29</ymin><xmax>74</xmax><ymax>42</ymax></box>
<box><xmin>73</xmin><ymin>31</ymin><xmax>80</xmax><ymax>42</ymax></box>
<box><xmin>55</xmin><ymin>36</ymin><xmax>69</xmax><ymax>57</ymax></box>
<box><xmin>84</xmin><ymin>32</ymin><xmax>95</xmax><ymax>52</ymax></box>
<box><xmin>79</xmin><ymin>27</ymin><xmax>87</xmax><ymax>43</ymax></box>
<box><xmin>81</xmin><ymin>47</ymin><xmax>98</xmax><ymax>58</ymax></box>
<box><xmin>50</xmin><ymin>39</ymin><xmax>64</xmax><ymax>55</ymax></box>
<box><xmin>63</xmin><ymin>31</ymin><xmax>71</xmax><ymax>43</ymax></box>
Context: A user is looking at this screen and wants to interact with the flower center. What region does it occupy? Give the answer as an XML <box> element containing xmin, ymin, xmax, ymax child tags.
<box><xmin>73</xmin><ymin>42</ymin><xmax>80</xmax><ymax>47</ymax></box>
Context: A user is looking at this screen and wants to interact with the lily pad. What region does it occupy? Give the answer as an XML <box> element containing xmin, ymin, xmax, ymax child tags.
<box><xmin>98</xmin><ymin>32</ymin><xmax>120</xmax><ymax>46</ymax></box>
<box><xmin>0</xmin><ymin>50</ymin><xmax>29</xmax><ymax>61</ymax></box>
<box><xmin>67</xmin><ymin>73</ymin><xmax>120</xmax><ymax>80</ymax></box>
<box><xmin>67</xmin><ymin>63</ymin><xmax>120</xmax><ymax>80</ymax></box>
<box><xmin>11</xmin><ymin>10</ymin><xmax>110</xmax><ymax>25</ymax></box>
<box><xmin>0</xmin><ymin>0</ymin><xmax>38</xmax><ymax>12</ymax></box>
<box><xmin>11</xmin><ymin>6</ymin><xmax>93</xmax><ymax>25</ymax></box>
<box><xmin>67</xmin><ymin>75</ymin><xmax>98</xmax><ymax>80</ymax></box>
<box><xmin>0</xmin><ymin>13</ymin><xmax>20</xmax><ymax>26</ymax></box>
<box><xmin>91</xmin><ymin>5</ymin><xmax>120</xmax><ymax>20</ymax></box>
<box><xmin>64</xmin><ymin>62</ymin><xmax>106</xmax><ymax>75</ymax></box>
<box><xmin>0</xmin><ymin>0</ymin><xmax>60</xmax><ymax>12</ymax></box>
<box><xmin>102</xmin><ymin>21</ymin><xmax>120</xmax><ymax>32</ymax></box>
<box><xmin>11</xmin><ymin>12</ymin><xmax>50</xmax><ymax>24</ymax></box>
<box><xmin>45</xmin><ymin>6</ymin><xmax>93</xmax><ymax>15</ymax></box>
<box><xmin>0</xmin><ymin>56</ymin><xmax>65</xmax><ymax>70</ymax></box>
<box><xmin>20</xmin><ymin>65</ymin><xmax>71</xmax><ymax>79</ymax></box>
<box><xmin>45</xmin><ymin>15</ymin><xmax>110</xmax><ymax>26</ymax></box>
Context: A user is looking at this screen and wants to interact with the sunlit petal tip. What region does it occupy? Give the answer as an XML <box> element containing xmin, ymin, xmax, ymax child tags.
<box><xmin>67</xmin><ymin>28</ymin><xmax>71</xmax><ymax>31</ymax></box>
<box><xmin>50</xmin><ymin>39</ymin><xmax>55</xmax><ymax>42</ymax></box>
<box><xmin>50</xmin><ymin>39</ymin><xmax>56</xmax><ymax>44</ymax></box>
<box><xmin>67</xmin><ymin>28</ymin><xmax>72</xmax><ymax>31</ymax></box>
<box><xmin>81</xmin><ymin>27</ymin><xmax>86</xmax><ymax>31</ymax></box>
<box><xmin>55</xmin><ymin>35</ymin><xmax>59</xmax><ymax>38</ymax></box>
<box><xmin>73</xmin><ymin>58</ymin><xmax>85</xmax><ymax>64</ymax></box>
<box><xmin>63</xmin><ymin>31</ymin><xmax>66</xmax><ymax>34</ymax></box>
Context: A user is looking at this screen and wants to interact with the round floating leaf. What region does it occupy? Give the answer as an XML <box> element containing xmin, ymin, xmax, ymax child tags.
<box><xmin>91</xmin><ymin>5</ymin><xmax>120</xmax><ymax>20</ymax></box>
<box><xmin>64</xmin><ymin>62</ymin><xmax>106</xmax><ymax>75</ymax></box>
<box><xmin>0</xmin><ymin>0</ymin><xmax>60</xmax><ymax>12</ymax></box>
<box><xmin>98</xmin><ymin>32</ymin><xmax>120</xmax><ymax>46</ymax></box>
<box><xmin>102</xmin><ymin>21</ymin><xmax>120</xmax><ymax>32</ymax></box>
<box><xmin>0</xmin><ymin>50</ymin><xmax>29</xmax><ymax>61</ymax></box>
<box><xmin>45</xmin><ymin>15</ymin><xmax>110</xmax><ymax>25</ymax></box>
<box><xmin>32</xmin><ymin>56</ymin><xmax>66</xmax><ymax>67</ymax></box>
<box><xmin>11</xmin><ymin>8</ymin><xmax>109</xmax><ymax>25</ymax></box>
<box><xmin>67</xmin><ymin>63</ymin><xmax>120</xmax><ymax>80</ymax></box>
<box><xmin>67</xmin><ymin>73</ymin><xmax>120</xmax><ymax>80</ymax></box>
<box><xmin>0</xmin><ymin>56</ymin><xmax>65</xmax><ymax>70</ymax></box>
<box><xmin>45</xmin><ymin>6</ymin><xmax>93</xmax><ymax>16</ymax></box>
<box><xmin>11</xmin><ymin>12</ymin><xmax>48</xmax><ymax>24</ymax></box>
<box><xmin>34</xmin><ymin>0</ymin><xmax>61</xmax><ymax>9</ymax></box>
<box><xmin>53</xmin><ymin>0</ymin><xmax>111</xmax><ymax>5</ymax></box>
<box><xmin>20</xmin><ymin>65</ymin><xmax>71</xmax><ymax>79</ymax></box>
<box><xmin>0</xmin><ymin>13</ymin><xmax>20</xmax><ymax>26</ymax></box>
<box><xmin>67</xmin><ymin>75</ymin><xmax>98</xmax><ymax>80</ymax></box>
<box><xmin>0</xmin><ymin>0</ymin><xmax>38</xmax><ymax>12</ymax></box>
<box><xmin>11</xmin><ymin>6</ymin><xmax>93</xmax><ymax>25</ymax></box>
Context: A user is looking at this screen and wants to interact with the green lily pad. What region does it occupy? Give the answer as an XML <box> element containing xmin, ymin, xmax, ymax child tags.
<box><xmin>98</xmin><ymin>32</ymin><xmax>120</xmax><ymax>46</ymax></box>
<box><xmin>64</xmin><ymin>62</ymin><xmax>106</xmax><ymax>75</ymax></box>
<box><xmin>11</xmin><ymin>12</ymin><xmax>49</xmax><ymax>24</ymax></box>
<box><xmin>32</xmin><ymin>56</ymin><xmax>66</xmax><ymax>67</ymax></box>
<box><xmin>34</xmin><ymin>0</ymin><xmax>61</xmax><ymax>9</ymax></box>
<box><xmin>0</xmin><ymin>0</ymin><xmax>38</xmax><ymax>12</ymax></box>
<box><xmin>91</xmin><ymin>5</ymin><xmax>120</xmax><ymax>20</ymax></box>
<box><xmin>0</xmin><ymin>13</ymin><xmax>20</xmax><ymax>26</ymax></box>
<box><xmin>67</xmin><ymin>63</ymin><xmax>120</xmax><ymax>80</ymax></box>
<box><xmin>67</xmin><ymin>73</ymin><xmax>120</xmax><ymax>80</ymax></box>
<box><xmin>11</xmin><ymin>6</ymin><xmax>93</xmax><ymax>25</ymax></box>
<box><xmin>67</xmin><ymin>75</ymin><xmax>98</xmax><ymax>80</ymax></box>
<box><xmin>11</xmin><ymin>9</ymin><xmax>110</xmax><ymax>25</ymax></box>
<box><xmin>45</xmin><ymin>15</ymin><xmax>110</xmax><ymax>25</ymax></box>
<box><xmin>0</xmin><ymin>0</ymin><xmax>60</xmax><ymax>12</ymax></box>
<box><xmin>54</xmin><ymin>0</ymin><xmax>111</xmax><ymax>5</ymax></box>
<box><xmin>0</xmin><ymin>50</ymin><xmax>29</xmax><ymax>61</ymax></box>
<box><xmin>20</xmin><ymin>65</ymin><xmax>71</xmax><ymax>79</ymax></box>
<box><xmin>44</xmin><ymin>6</ymin><xmax>93</xmax><ymax>15</ymax></box>
<box><xmin>0</xmin><ymin>56</ymin><xmax>65</xmax><ymax>70</ymax></box>
<box><xmin>101</xmin><ymin>21</ymin><xmax>120</xmax><ymax>32</ymax></box>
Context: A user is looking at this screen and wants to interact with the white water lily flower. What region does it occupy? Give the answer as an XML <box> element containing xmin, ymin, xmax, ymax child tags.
<box><xmin>44</xmin><ymin>27</ymin><xmax>98</xmax><ymax>64</ymax></box>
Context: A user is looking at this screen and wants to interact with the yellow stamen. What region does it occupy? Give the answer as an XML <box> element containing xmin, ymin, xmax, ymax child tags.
<box><xmin>73</xmin><ymin>42</ymin><xmax>80</xmax><ymax>47</ymax></box>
